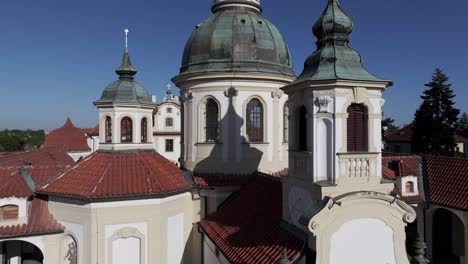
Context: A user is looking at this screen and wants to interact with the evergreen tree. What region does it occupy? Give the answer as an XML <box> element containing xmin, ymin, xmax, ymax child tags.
<box><xmin>412</xmin><ymin>68</ymin><xmax>460</xmax><ymax>156</ymax></box>
<box><xmin>457</xmin><ymin>112</ymin><xmax>468</xmax><ymax>135</ymax></box>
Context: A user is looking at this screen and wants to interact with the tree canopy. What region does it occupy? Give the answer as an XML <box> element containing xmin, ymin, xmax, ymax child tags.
<box><xmin>411</xmin><ymin>68</ymin><xmax>460</xmax><ymax>156</ymax></box>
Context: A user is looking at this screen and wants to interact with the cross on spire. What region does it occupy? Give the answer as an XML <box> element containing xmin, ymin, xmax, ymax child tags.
<box><xmin>124</xmin><ymin>28</ymin><xmax>129</xmax><ymax>49</ymax></box>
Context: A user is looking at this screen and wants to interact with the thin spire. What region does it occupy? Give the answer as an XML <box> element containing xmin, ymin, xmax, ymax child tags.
<box><xmin>115</xmin><ymin>28</ymin><xmax>137</xmax><ymax>80</ymax></box>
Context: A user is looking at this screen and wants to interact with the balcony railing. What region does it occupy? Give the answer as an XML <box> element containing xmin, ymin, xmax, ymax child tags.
<box><xmin>337</xmin><ymin>152</ymin><xmax>379</xmax><ymax>184</ymax></box>
<box><xmin>290</xmin><ymin>151</ymin><xmax>313</xmax><ymax>180</ymax></box>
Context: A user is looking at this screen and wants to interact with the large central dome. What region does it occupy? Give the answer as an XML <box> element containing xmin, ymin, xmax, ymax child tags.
<box><xmin>178</xmin><ymin>0</ymin><xmax>295</xmax><ymax>77</ymax></box>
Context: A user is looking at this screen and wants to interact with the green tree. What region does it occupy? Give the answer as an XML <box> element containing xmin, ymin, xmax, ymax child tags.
<box><xmin>457</xmin><ymin>112</ymin><xmax>468</xmax><ymax>134</ymax></box>
<box><xmin>382</xmin><ymin>117</ymin><xmax>399</xmax><ymax>133</ymax></box>
<box><xmin>412</xmin><ymin>68</ymin><xmax>460</xmax><ymax>156</ymax></box>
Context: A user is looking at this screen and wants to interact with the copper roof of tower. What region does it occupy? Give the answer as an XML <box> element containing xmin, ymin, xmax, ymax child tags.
<box><xmin>94</xmin><ymin>48</ymin><xmax>155</xmax><ymax>106</ymax></box>
<box><xmin>294</xmin><ymin>0</ymin><xmax>391</xmax><ymax>84</ymax></box>
<box><xmin>174</xmin><ymin>1</ymin><xmax>295</xmax><ymax>78</ymax></box>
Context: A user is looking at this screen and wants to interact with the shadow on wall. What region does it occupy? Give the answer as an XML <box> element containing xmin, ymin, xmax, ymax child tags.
<box><xmin>0</xmin><ymin>240</ymin><xmax>44</xmax><ymax>264</ymax></box>
<box><xmin>193</xmin><ymin>89</ymin><xmax>263</xmax><ymax>183</ymax></box>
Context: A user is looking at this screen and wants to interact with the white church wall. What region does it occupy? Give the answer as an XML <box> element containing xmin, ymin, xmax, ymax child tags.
<box><xmin>179</xmin><ymin>79</ymin><xmax>291</xmax><ymax>174</ymax></box>
<box><xmin>48</xmin><ymin>192</ymin><xmax>198</xmax><ymax>264</ymax></box>
<box><xmin>330</xmin><ymin>218</ymin><xmax>396</xmax><ymax>264</ymax></box>
<box><xmin>167</xmin><ymin>212</ymin><xmax>184</xmax><ymax>264</ymax></box>
<box><xmin>60</xmin><ymin>221</ymin><xmax>84</xmax><ymax>264</ymax></box>
<box><xmin>105</xmin><ymin>223</ymin><xmax>148</xmax><ymax>264</ymax></box>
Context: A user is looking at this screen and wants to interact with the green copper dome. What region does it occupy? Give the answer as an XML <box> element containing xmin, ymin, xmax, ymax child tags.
<box><xmin>94</xmin><ymin>49</ymin><xmax>155</xmax><ymax>106</ymax></box>
<box><xmin>176</xmin><ymin>1</ymin><xmax>295</xmax><ymax>77</ymax></box>
<box><xmin>295</xmin><ymin>0</ymin><xmax>391</xmax><ymax>84</ymax></box>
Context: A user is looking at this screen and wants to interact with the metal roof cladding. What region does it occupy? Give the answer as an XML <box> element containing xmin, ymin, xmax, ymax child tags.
<box><xmin>94</xmin><ymin>48</ymin><xmax>156</xmax><ymax>106</ymax></box>
<box><xmin>295</xmin><ymin>0</ymin><xmax>391</xmax><ymax>84</ymax></box>
<box><xmin>176</xmin><ymin>0</ymin><xmax>295</xmax><ymax>77</ymax></box>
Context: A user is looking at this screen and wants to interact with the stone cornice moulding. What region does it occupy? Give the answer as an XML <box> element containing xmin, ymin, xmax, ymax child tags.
<box><xmin>307</xmin><ymin>192</ymin><xmax>416</xmax><ymax>234</ymax></box>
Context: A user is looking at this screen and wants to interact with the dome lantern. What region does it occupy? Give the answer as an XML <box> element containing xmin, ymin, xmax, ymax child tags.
<box><xmin>211</xmin><ymin>0</ymin><xmax>262</xmax><ymax>14</ymax></box>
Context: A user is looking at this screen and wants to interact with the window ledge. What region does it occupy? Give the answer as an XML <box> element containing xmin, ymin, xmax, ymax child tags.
<box><xmin>242</xmin><ymin>142</ymin><xmax>269</xmax><ymax>145</ymax></box>
<box><xmin>196</xmin><ymin>142</ymin><xmax>223</xmax><ymax>145</ymax></box>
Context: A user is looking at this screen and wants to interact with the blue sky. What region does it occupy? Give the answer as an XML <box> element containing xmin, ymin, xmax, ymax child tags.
<box><xmin>1</xmin><ymin>0</ymin><xmax>467</xmax><ymax>130</ymax></box>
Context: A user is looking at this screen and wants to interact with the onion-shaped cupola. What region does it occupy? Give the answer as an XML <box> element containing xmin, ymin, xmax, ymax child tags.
<box><xmin>174</xmin><ymin>0</ymin><xmax>295</xmax><ymax>78</ymax></box>
<box><xmin>295</xmin><ymin>0</ymin><xmax>391</xmax><ymax>84</ymax></box>
<box><xmin>94</xmin><ymin>39</ymin><xmax>155</xmax><ymax>107</ymax></box>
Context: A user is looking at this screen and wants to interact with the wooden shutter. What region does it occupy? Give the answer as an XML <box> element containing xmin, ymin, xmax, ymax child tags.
<box><xmin>347</xmin><ymin>104</ymin><xmax>368</xmax><ymax>152</ymax></box>
<box><xmin>1</xmin><ymin>205</ymin><xmax>19</xmax><ymax>220</ymax></box>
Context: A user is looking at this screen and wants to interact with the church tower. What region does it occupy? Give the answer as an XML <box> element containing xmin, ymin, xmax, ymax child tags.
<box><xmin>173</xmin><ymin>0</ymin><xmax>295</xmax><ymax>175</ymax></box>
<box><xmin>282</xmin><ymin>1</ymin><xmax>416</xmax><ymax>263</ymax></box>
<box><xmin>94</xmin><ymin>30</ymin><xmax>156</xmax><ymax>151</ymax></box>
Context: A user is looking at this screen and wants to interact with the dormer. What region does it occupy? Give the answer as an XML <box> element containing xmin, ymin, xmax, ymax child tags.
<box><xmin>0</xmin><ymin>197</ymin><xmax>28</xmax><ymax>227</ymax></box>
<box><xmin>396</xmin><ymin>176</ymin><xmax>419</xmax><ymax>197</ymax></box>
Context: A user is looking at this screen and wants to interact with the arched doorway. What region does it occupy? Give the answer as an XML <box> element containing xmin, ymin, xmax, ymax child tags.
<box><xmin>432</xmin><ymin>209</ymin><xmax>465</xmax><ymax>263</ymax></box>
<box><xmin>0</xmin><ymin>240</ymin><xmax>44</xmax><ymax>264</ymax></box>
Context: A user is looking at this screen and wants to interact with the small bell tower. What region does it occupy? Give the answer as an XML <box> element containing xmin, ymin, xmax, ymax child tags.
<box><xmin>94</xmin><ymin>29</ymin><xmax>156</xmax><ymax>151</ymax></box>
<box><xmin>281</xmin><ymin>2</ymin><xmax>415</xmax><ymax>263</ymax></box>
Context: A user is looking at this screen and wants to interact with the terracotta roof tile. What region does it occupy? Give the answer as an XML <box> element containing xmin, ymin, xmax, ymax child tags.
<box><xmin>0</xmin><ymin>168</ymin><xmax>33</xmax><ymax>198</ymax></box>
<box><xmin>38</xmin><ymin>150</ymin><xmax>190</xmax><ymax>199</ymax></box>
<box><xmin>425</xmin><ymin>156</ymin><xmax>468</xmax><ymax>210</ymax></box>
<box><xmin>0</xmin><ymin>146</ymin><xmax>74</xmax><ymax>168</ymax></box>
<box><xmin>82</xmin><ymin>125</ymin><xmax>99</xmax><ymax>136</ymax></box>
<box><xmin>199</xmin><ymin>174</ymin><xmax>305</xmax><ymax>264</ymax></box>
<box><xmin>43</xmin><ymin>118</ymin><xmax>91</xmax><ymax>152</ymax></box>
<box><xmin>0</xmin><ymin>199</ymin><xmax>64</xmax><ymax>238</ymax></box>
<box><xmin>0</xmin><ymin>147</ymin><xmax>74</xmax><ymax>198</ymax></box>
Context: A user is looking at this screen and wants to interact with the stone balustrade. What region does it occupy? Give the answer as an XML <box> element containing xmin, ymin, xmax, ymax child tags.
<box><xmin>337</xmin><ymin>152</ymin><xmax>379</xmax><ymax>184</ymax></box>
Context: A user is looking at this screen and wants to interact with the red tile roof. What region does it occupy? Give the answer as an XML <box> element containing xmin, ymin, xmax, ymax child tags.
<box><xmin>0</xmin><ymin>168</ymin><xmax>33</xmax><ymax>198</ymax></box>
<box><xmin>0</xmin><ymin>146</ymin><xmax>74</xmax><ymax>168</ymax></box>
<box><xmin>38</xmin><ymin>150</ymin><xmax>190</xmax><ymax>199</ymax></box>
<box><xmin>382</xmin><ymin>156</ymin><xmax>420</xmax><ymax>178</ymax></box>
<box><xmin>199</xmin><ymin>174</ymin><xmax>305</xmax><ymax>264</ymax></box>
<box><xmin>82</xmin><ymin>125</ymin><xmax>99</xmax><ymax>136</ymax></box>
<box><xmin>0</xmin><ymin>199</ymin><xmax>64</xmax><ymax>239</ymax></box>
<box><xmin>386</xmin><ymin>123</ymin><xmax>466</xmax><ymax>143</ymax></box>
<box><xmin>43</xmin><ymin>118</ymin><xmax>91</xmax><ymax>152</ymax></box>
<box><xmin>425</xmin><ymin>156</ymin><xmax>468</xmax><ymax>211</ymax></box>
<box><xmin>386</xmin><ymin>124</ymin><xmax>414</xmax><ymax>142</ymax></box>
<box><xmin>0</xmin><ymin>147</ymin><xmax>74</xmax><ymax>198</ymax></box>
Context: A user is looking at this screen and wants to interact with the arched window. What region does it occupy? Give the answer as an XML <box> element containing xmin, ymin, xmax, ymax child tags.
<box><xmin>0</xmin><ymin>205</ymin><xmax>19</xmax><ymax>220</ymax></box>
<box><xmin>283</xmin><ymin>102</ymin><xmax>289</xmax><ymax>142</ymax></box>
<box><xmin>141</xmin><ymin>117</ymin><xmax>148</xmax><ymax>143</ymax></box>
<box><xmin>205</xmin><ymin>98</ymin><xmax>219</xmax><ymax>142</ymax></box>
<box><xmin>246</xmin><ymin>98</ymin><xmax>264</xmax><ymax>142</ymax></box>
<box><xmin>405</xmin><ymin>181</ymin><xmax>415</xmax><ymax>193</ymax></box>
<box><xmin>121</xmin><ymin>117</ymin><xmax>133</xmax><ymax>143</ymax></box>
<box><xmin>166</xmin><ymin>118</ymin><xmax>173</xmax><ymax>127</ymax></box>
<box><xmin>347</xmin><ymin>104</ymin><xmax>368</xmax><ymax>152</ymax></box>
<box><xmin>297</xmin><ymin>106</ymin><xmax>307</xmax><ymax>151</ymax></box>
<box><xmin>105</xmin><ymin>117</ymin><xmax>112</xmax><ymax>143</ymax></box>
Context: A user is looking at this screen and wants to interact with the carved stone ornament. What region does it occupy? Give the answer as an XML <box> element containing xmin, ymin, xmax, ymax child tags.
<box><xmin>224</xmin><ymin>87</ymin><xmax>238</xmax><ymax>98</ymax></box>
<box><xmin>183</xmin><ymin>90</ymin><xmax>193</xmax><ymax>101</ymax></box>
<box><xmin>307</xmin><ymin>191</ymin><xmax>417</xmax><ymax>235</ymax></box>
<box><xmin>271</xmin><ymin>89</ymin><xmax>283</xmax><ymax>99</ymax></box>
<box><xmin>64</xmin><ymin>241</ymin><xmax>77</xmax><ymax>264</ymax></box>
<box><xmin>380</xmin><ymin>98</ymin><xmax>386</xmax><ymax>107</ymax></box>
<box><xmin>315</xmin><ymin>97</ymin><xmax>331</xmax><ymax>113</ymax></box>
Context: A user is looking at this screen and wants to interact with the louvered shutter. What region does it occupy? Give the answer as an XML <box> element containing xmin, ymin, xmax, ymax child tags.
<box><xmin>347</xmin><ymin>104</ymin><xmax>368</xmax><ymax>152</ymax></box>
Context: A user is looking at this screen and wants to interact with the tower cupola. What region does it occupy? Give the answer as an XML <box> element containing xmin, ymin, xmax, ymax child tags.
<box><xmin>94</xmin><ymin>29</ymin><xmax>156</xmax><ymax>151</ymax></box>
<box><xmin>294</xmin><ymin>0</ymin><xmax>390</xmax><ymax>84</ymax></box>
<box><xmin>312</xmin><ymin>0</ymin><xmax>353</xmax><ymax>49</ymax></box>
